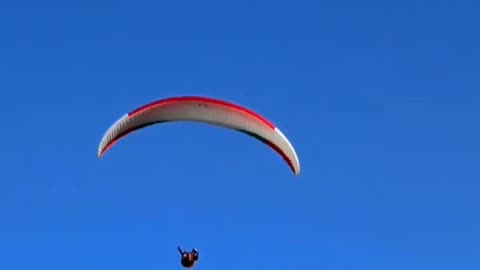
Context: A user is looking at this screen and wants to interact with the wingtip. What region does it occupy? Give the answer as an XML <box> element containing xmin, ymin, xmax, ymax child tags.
<box><xmin>97</xmin><ymin>148</ymin><xmax>104</xmax><ymax>158</ymax></box>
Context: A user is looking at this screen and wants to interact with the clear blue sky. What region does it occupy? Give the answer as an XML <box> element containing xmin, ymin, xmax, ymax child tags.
<box><xmin>1</xmin><ymin>0</ymin><xmax>478</xmax><ymax>269</ymax></box>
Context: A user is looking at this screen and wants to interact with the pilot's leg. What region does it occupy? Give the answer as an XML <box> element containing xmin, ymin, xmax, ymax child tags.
<box><xmin>177</xmin><ymin>247</ymin><xmax>184</xmax><ymax>255</ymax></box>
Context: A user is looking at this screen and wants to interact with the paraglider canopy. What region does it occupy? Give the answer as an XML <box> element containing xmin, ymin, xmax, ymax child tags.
<box><xmin>97</xmin><ymin>96</ymin><xmax>300</xmax><ymax>175</ymax></box>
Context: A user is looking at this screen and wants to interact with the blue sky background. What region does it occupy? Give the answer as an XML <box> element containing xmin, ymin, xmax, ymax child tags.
<box><xmin>1</xmin><ymin>0</ymin><xmax>479</xmax><ymax>269</ymax></box>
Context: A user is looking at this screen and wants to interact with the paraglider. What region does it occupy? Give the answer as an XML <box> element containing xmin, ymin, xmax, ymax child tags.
<box><xmin>97</xmin><ymin>95</ymin><xmax>300</xmax><ymax>266</ymax></box>
<box><xmin>177</xmin><ymin>246</ymin><xmax>199</xmax><ymax>268</ymax></box>
<box><xmin>97</xmin><ymin>95</ymin><xmax>300</xmax><ymax>175</ymax></box>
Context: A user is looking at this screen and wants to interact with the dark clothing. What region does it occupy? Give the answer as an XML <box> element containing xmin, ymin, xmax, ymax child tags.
<box><xmin>178</xmin><ymin>247</ymin><xmax>199</xmax><ymax>268</ymax></box>
<box><xmin>181</xmin><ymin>255</ymin><xmax>195</xmax><ymax>268</ymax></box>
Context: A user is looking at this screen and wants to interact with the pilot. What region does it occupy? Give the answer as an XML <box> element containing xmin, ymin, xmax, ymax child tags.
<box><xmin>177</xmin><ymin>246</ymin><xmax>199</xmax><ymax>268</ymax></box>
